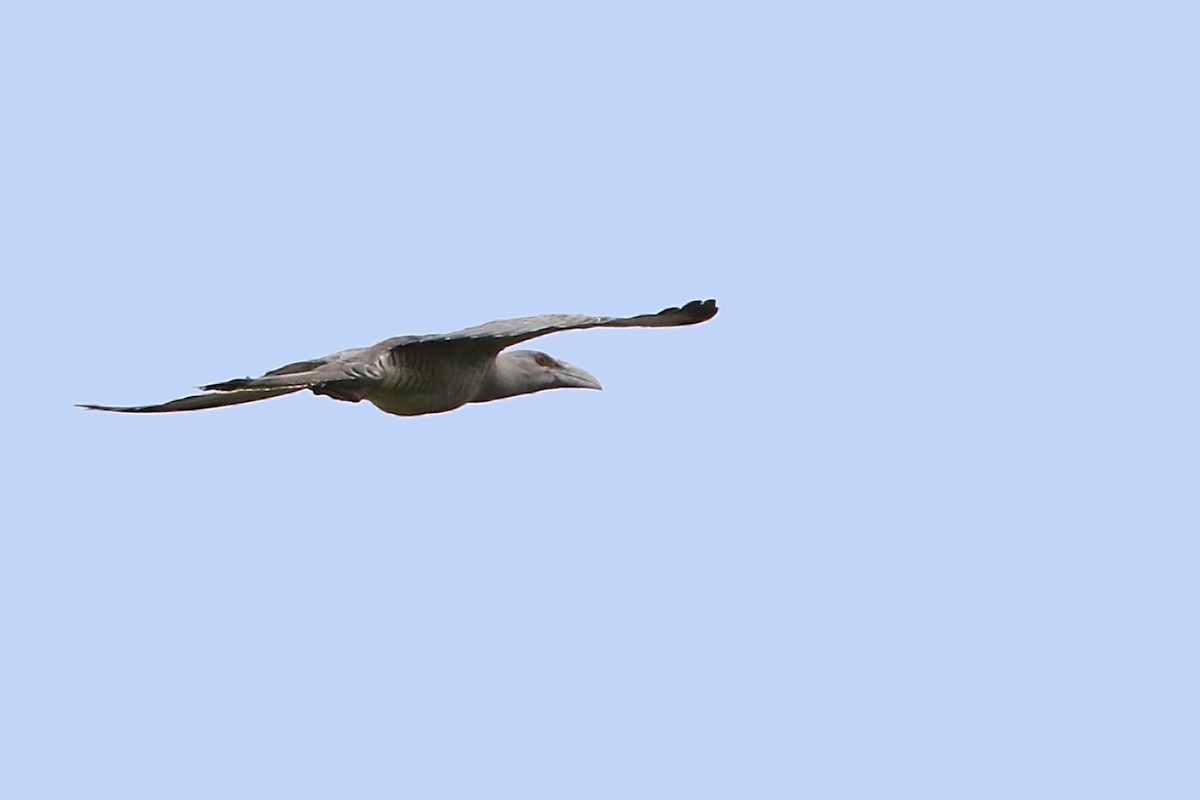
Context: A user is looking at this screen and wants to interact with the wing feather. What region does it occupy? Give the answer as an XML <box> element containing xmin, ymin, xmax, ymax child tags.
<box><xmin>404</xmin><ymin>298</ymin><xmax>718</xmax><ymax>350</ymax></box>
<box><xmin>77</xmin><ymin>388</ymin><xmax>302</xmax><ymax>414</ymax></box>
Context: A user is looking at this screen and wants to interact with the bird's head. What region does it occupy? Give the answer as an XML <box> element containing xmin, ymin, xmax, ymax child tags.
<box><xmin>473</xmin><ymin>349</ymin><xmax>603</xmax><ymax>404</ymax></box>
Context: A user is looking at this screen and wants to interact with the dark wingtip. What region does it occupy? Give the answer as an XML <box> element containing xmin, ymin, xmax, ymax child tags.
<box><xmin>77</xmin><ymin>403</ymin><xmax>127</xmax><ymax>413</ymax></box>
<box><xmin>667</xmin><ymin>298</ymin><xmax>718</xmax><ymax>323</ymax></box>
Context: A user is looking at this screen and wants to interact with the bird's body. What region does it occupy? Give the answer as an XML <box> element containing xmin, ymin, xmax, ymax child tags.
<box><xmin>365</xmin><ymin>339</ymin><xmax>498</xmax><ymax>416</ymax></box>
<box><xmin>79</xmin><ymin>299</ymin><xmax>718</xmax><ymax>417</ymax></box>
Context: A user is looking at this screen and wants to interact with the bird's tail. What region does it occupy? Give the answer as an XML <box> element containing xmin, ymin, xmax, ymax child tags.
<box><xmin>199</xmin><ymin>375</ymin><xmax>323</xmax><ymax>392</ymax></box>
<box><xmin>197</xmin><ymin>358</ymin><xmax>348</xmax><ymax>393</ymax></box>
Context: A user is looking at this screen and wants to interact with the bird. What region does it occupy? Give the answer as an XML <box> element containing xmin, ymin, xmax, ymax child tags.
<box><xmin>78</xmin><ymin>298</ymin><xmax>718</xmax><ymax>417</ymax></box>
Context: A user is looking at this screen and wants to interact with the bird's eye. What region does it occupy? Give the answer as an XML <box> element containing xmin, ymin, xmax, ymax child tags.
<box><xmin>534</xmin><ymin>354</ymin><xmax>556</xmax><ymax>368</ymax></box>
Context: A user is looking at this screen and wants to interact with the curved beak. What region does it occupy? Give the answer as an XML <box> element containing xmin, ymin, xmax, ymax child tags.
<box><xmin>555</xmin><ymin>361</ymin><xmax>603</xmax><ymax>391</ymax></box>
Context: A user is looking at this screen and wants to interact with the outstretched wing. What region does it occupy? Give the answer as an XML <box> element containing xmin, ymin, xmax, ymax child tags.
<box><xmin>77</xmin><ymin>387</ymin><xmax>303</xmax><ymax>413</ymax></box>
<box><xmin>78</xmin><ymin>346</ymin><xmax>388</xmax><ymax>413</ymax></box>
<box><xmin>410</xmin><ymin>298</ymin><xmax>718</xmax><ymax>350</ymax></box>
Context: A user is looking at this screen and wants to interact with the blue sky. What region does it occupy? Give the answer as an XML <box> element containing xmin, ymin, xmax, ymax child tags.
<box><xmin>3</xmin><ymin>1</ymin><xmax>1198</xmax><ymax>797</ymax></box>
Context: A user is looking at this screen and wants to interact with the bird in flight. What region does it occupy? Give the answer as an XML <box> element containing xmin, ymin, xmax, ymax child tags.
<box><xmin>79</xmin><ymin>298</ymin><xmax>718</xmax><ymax>417</ymax></box>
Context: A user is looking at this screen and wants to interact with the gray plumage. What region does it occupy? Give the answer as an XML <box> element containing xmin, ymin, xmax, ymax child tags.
<box><xmin>79</xmin><ymin>298</ymin><xmax>718</xmax><ymax>417</ymax></box>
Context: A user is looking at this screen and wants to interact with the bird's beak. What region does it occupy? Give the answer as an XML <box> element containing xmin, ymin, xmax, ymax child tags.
<box><xmin>556</xmin><ymin>362</ymin><xmax>603</xmax><ymax>391</ymax></box>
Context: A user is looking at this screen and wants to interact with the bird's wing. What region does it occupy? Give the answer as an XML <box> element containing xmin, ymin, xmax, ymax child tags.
<box><xmin>77</xmin><ymin>387</ymin><xmax>303</xmax><ymax>413</ymax></box>
<box><xmin>406</xmin><ymin>298</ymin><xmax>718</xmax><ymax>350</ymax></box>
<box><xmin>79</xmin><ymin>348</ymin><xmax>385</xmax><ymax>412</ymax></box>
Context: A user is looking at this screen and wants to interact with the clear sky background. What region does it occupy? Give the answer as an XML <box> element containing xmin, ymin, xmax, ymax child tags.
<box><xmin>3</xmin><ymin>2</ymin><xmax>1198</xmax><ymax>798</ymax></box>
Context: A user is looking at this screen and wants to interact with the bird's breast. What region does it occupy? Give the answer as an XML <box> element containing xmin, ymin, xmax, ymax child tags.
<box><xmin>365</xmin><ymin>346</ymin><xmax>492</xmax><ymax>416</ymax></box>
